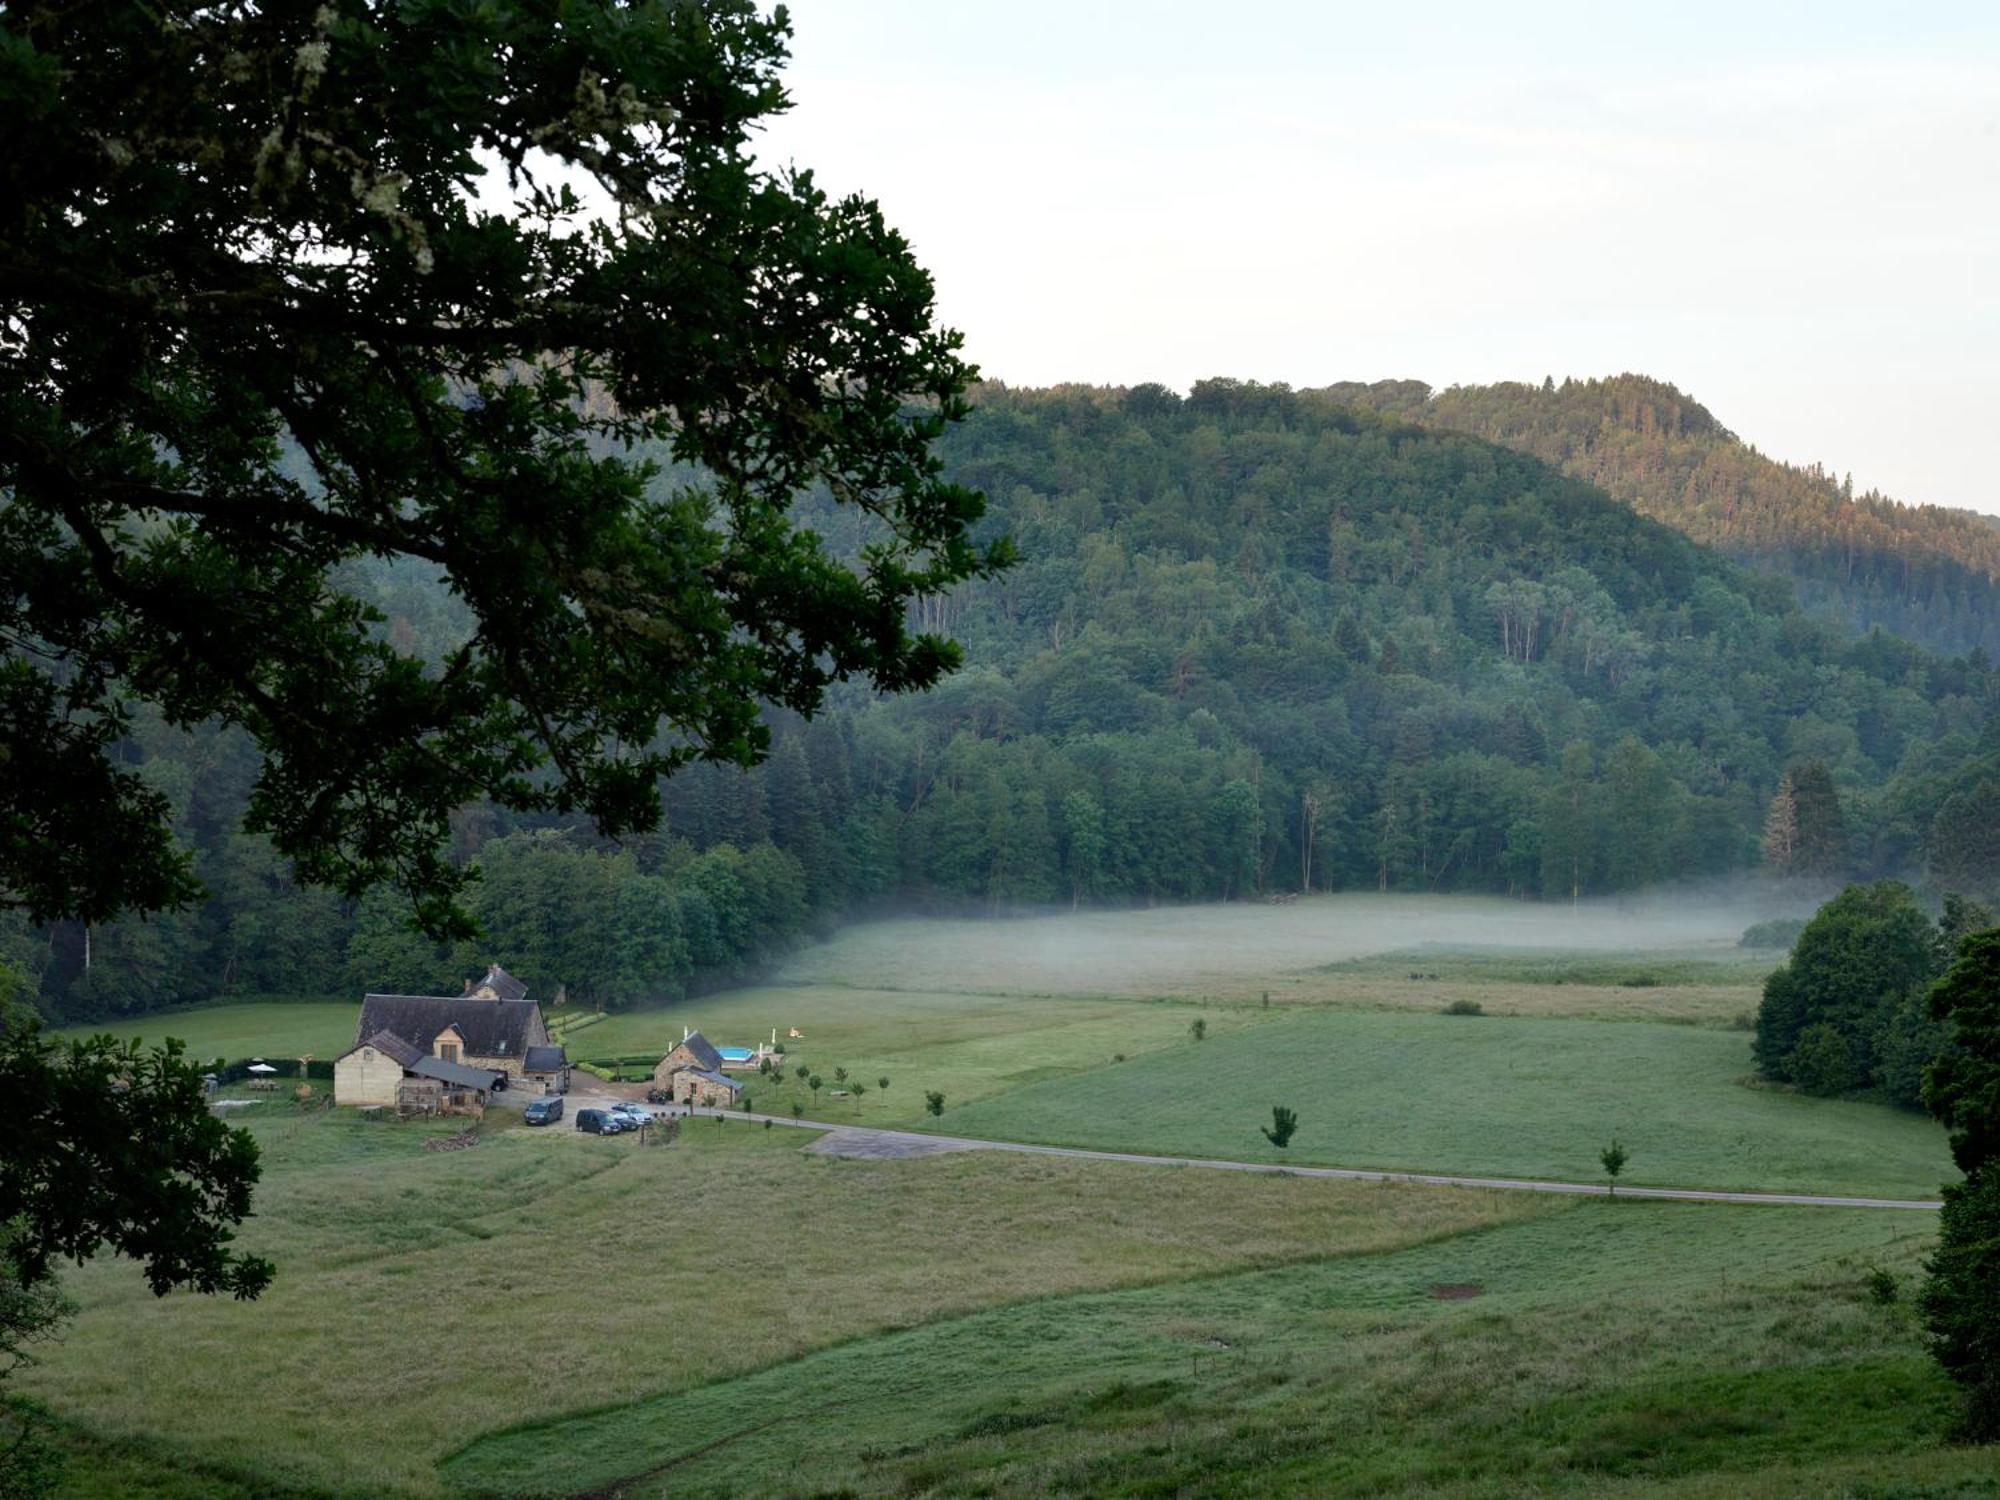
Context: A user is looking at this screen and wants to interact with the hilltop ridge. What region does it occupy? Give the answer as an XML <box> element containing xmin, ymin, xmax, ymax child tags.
<box><xmin>1318</xmin><ymin>374</ymin><xmax>2000</xmax><ymax>656</ymax></box>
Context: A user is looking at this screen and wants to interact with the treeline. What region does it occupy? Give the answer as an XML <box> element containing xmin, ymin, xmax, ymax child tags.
<box><xmin>14</xmin><ymin>380</ymin><xmax>2000</xmax><ymax>1020</ymax></box>
<box><xmin>1320</xmin><ymin>374</ymin><xmax>2000</xmax><ymax>657</ymax></box>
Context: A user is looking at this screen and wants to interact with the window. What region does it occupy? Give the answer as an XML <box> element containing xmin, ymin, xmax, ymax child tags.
<box><xmin>439</xmin><ymin>1043</ymin><xmax>460</xmax><ymax>1063</ymax></box>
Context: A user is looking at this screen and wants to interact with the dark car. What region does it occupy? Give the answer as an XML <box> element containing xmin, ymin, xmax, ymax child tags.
<box><xmin>575</xmin><ymin>1107</ymin><xmax>624</xmax><ymax>1135</ymax></box>
<box><xmin>524</xmin><ymin>1096</ymin><xmax>564</xmax><ymax>1126</ymax></box>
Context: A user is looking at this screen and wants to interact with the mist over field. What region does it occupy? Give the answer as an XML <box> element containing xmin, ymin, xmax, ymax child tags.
<box><xmin>778</xmin><ymin>888</ymin><xmax>1801</xmax><ymax>999</ymax></box>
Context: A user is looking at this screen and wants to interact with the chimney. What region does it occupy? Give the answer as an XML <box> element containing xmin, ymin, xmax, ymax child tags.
<box><xmin>462</xmin><ymin>976</ymin><xmax>472</xmax><ymax>994</ymax></box>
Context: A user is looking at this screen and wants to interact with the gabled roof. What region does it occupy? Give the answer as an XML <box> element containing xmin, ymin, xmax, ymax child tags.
<box><xmin>672</xmin><ymin>1031</ymin><xmax>724</xmax><ymax>1073</ymax></box>
<box><xmin>357</xmin><ymin>994</ymin><xmax>542</xmax><ymax>1059</ymax></box>
<box><xmin>522</xmin><ymin>1045</ymin><xmax>566</xmax><ymax>1073</ymax></box>
<box><xmin>408</xmin><ymin>1054</ymin><xmax>504</xmax><ymax>1091</ymax></box>
<box><xmin>346</xmin><ymin>1032</ymin><xmax>424</xmax><ymax>1072</ymax></box>
<box><xmin>473</xmin><ymin>964</ymin><xmax>529</xmax><ymax>1001</ymax></box>
<box><xmin>683</xmin><ymin>1067</ymin><xmax>740</xmax><ymax>1091</ymax></box>
<box><xmin>336</xmin><ymin>1032</ymin><xmax>426</xmax><ymax>1072</ymax></box>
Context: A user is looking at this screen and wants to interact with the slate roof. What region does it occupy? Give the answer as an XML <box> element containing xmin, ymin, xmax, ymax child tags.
<box><xmin>522</xmin><ymin>1045</ymin><xmax>567</xmax><ymax>1074</ymax></box>
<box><xmin>357</xmin><ymin>994</ymin><xmax>543</xmax><ymax>1059</ymax></box>
<box><xmin>474</xmin><ymin>964</ymin><xmax>529</xmax><ymax>1001</ymax></box>
<box><xmin>671</xmin><ymin>1031</ymin><xmax>725</xmax><ymax>1073</ymax></box>
<box><xmin>337</xmin><ymin>1029</ymin><xmax>423</xmax><ymax>1068</ymax></box>
<box><xmin>408</xmin><ymin>1054</ymin><xmax>505</xmax><ymax>1091</ymax></box>
<box><xmin>683</xmin><ymin>1068</ymin><xmax>740</xmax><ymax>1092</ymax></box>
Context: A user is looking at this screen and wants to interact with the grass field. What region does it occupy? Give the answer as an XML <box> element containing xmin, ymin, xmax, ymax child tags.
<box><xmin>938</xmin><ymin>1007</ymin><xmax>1955</xmax><ymax>1198</ymax></box>
<box><xmin>568</xmin><ymin>984</ymin><xmax>1268</xmax><ymax>1121</ymax></box>
<box><xmin>446</xmin><ymin>1199</ymin><xmax>1958</xmax><ymax>1500</ymax></box>
<box><xmin>23</xmin><ymin>1104</ymin><xmax>1541</xmax><ymax>1499</ymax></box>
<box><xmin>54</xmin><ymin>1000</ymin><xmax>360</xmax><ymax>1061</ymax></box>
<box><xmin>772</xmin><ymin>893</ymin><xmax>1768</xmax><ymax>998</ymax></box>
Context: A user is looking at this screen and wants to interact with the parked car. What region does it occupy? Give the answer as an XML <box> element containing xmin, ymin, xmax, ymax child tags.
<box><xmin>608</xmin><ymin>1102</ymin><xmax>653</xmax><ymax>1127</ymax></box>
<box><xmin>575</xmin><ymin>1108</ymin><xmax>624</xmax><ymax>1135</ymax></box>
<box><xmin>524</xmin><ymin>1096</ymin><xmax>564</xmax><ymax>1126</ymax></box>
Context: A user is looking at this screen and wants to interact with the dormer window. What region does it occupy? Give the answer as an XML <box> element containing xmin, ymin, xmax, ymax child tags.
<box><xmin>439</xmin><ymin>1042</ymin><xmax>460</xmax><ymax>1063</ymax></box>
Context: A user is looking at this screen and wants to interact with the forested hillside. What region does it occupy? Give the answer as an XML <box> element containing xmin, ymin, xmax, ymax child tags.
<box><xmin>14</xmin><ymin>382</ymin><xmax>2000</xmax><ymax>1021</ymax></box>
<box><xmin>1320</xmin><ymin>375</ymin><xmax>2000</xmax><ymax>656</ymax></box>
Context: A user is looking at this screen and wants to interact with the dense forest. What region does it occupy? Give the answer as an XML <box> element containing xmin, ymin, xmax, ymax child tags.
<box><xmin>1320</xmin><ymin>375</ymin><xmax>2000</xmax><ymax>657</ymax></box>
<box><xmin>14</xmin><ymin>382</ymin><xmax>2000</xmax><ymax>1021</ymax></box>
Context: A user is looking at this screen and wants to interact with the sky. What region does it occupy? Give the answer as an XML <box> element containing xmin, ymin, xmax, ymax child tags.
<box><xmin>756</xmin><ymin>2</ymin><xmax>2000</xmax><ymax>514</ymax></box>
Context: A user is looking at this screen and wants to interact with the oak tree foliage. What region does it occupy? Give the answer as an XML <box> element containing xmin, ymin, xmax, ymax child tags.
<box><xmin>0</xmin><ymin>0</ymin><xmax>1006</xmax><ymax>935</ymax></box>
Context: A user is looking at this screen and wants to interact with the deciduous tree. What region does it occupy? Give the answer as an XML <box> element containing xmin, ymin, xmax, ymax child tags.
<box><xmin>0</xmin><ymin>0</ymin><xmax>1007</xmax><ymax>937</ymax></box>
<box><xmin>1921</xmin><ymin>929</ymin><xmax>2000</xmax><ymax>1437</ymax></box>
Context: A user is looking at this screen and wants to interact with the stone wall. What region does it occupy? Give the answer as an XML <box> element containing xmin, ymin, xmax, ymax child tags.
<box><xmin>334</xmin><ymin>1045</ymin><xmax>406</xmax><ymax>1107</ymax></box>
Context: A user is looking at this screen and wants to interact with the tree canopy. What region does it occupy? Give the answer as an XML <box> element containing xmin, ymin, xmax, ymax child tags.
<box><xmin>1921</xmin><ymin>927</ymin><xmax>2000</xmax><ymax>1438</ymax></box>
<box><xmin>0</xmin><ymin>0</ymin><xmax>1005</xmax><ymax>936</ymax></box>
<box><xmin>1324</xmin><ymin>375</ymin><xmax>2000</xmax><ymax>657</ymax></box>
<box><xmin>0</xmin><ymin>1017</ymin><xmax>269</xmax><ymax>1299</ymax></box>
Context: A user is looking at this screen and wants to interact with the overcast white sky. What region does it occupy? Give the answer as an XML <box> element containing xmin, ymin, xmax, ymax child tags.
<box><xmin>757</xmin><ymin>2</ymin><xmax>2000</xmax><ymax>514</ymax></box>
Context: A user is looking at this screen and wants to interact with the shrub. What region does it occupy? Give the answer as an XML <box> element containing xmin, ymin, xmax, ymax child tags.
<box><xmin>1600</xmin><ymin>1138</ymin><xmax>1629</xmax><ymax>1194</ymax></box>
<box><xmin>924</xmin><ymin>1090</ymin><xmax>945</xmax><ymax>1117</ymax></box>
<box><xmin>1443</xmin><ymin>999</ymin><xmax>1483</xmax><ymax>1017</ymax></box>
<box><xmin>1189</xmin><ymin>1018</ymin><xmax>1207</xmax><ymax>1042</ymax></box>
<box><xmin>1864</xmin><ymin>1265</ymin><xmax>1900</xmax><ymax>1305</ymax></box>
<box><xmin>1739</xmin><ymin>917</ymin><xmax>1807</xmax><ymax>950</ymax></box>
<box><xmin>1262</xmin><ymin>1105</ymin><xmax>1297</xmax><ymax>1148</ymax></box>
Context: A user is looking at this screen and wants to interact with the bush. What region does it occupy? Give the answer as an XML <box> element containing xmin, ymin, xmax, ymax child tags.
<box><xmin>1442</xmin><ymin>999</ymin><xmax>1483</xmax><ymax>1016</ymax></box>
<box><xmin>1864</xmin><ymin>1265</ymin><xmax>1900</xmax><ymax>1305</ymax></box>
<box><xmin>1261</xmin><ymin>1104</ymin><xmax>1298</xmax><ymax>1148</ymax></box>
<box><xmin>1739</xmin><ymin>917</ymin><xmax>1807</xmax><ymax>950</ymax></box>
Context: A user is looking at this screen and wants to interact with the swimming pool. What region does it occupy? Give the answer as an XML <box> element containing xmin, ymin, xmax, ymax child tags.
<box><xmin>716</xmin><ymin>1046</ymin><xmax>756</xmax><ymax>1062</ymax></box>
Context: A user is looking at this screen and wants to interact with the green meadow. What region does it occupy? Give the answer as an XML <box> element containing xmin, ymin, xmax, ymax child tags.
<box><xmin>446</xmin><ymin>1199</ymin><xmax>1957</xmax><ymax>1500</ymax></box>
<box><xmin>26</xmin><ymin>1098</ymin><xmax>1539</xmax><ymax>1499</ymax></box>
<box><xmin>936</xmin><ymin>1007</ymin><xmax>1956</xmax><ymax>1199</ymax></box>
<box><xmin>54</xmin><ymin>1000</ymin><xmax>359</xmax><ymax>1062</ymax></box>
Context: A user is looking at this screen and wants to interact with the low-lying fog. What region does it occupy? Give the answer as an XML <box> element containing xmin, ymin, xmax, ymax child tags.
<box><xmin>778</xmin><ymin>890</ymin><xmax>1795</xmax><ymax>998</ymax></box>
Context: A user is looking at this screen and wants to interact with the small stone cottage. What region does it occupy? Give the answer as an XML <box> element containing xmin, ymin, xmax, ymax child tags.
<box><xmin>334</xmin><ymin>976</ymin><xmax>568</xmax><ymax>1107</ymax></box>
<box><xmin>651</xmin><ymin>1030</ymin><xmax>744</xmax><ymax>1107</ymax></box>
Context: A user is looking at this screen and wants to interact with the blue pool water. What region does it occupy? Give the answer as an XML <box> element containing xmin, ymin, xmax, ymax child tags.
<box><xmin>716</xmin><ymin>1047</ymin><xmax>756</xmax><ymax>1062</ymax></box>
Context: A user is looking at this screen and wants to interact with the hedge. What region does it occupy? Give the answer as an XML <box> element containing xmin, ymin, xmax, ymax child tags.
<box><xmin>209</xmin><ymin>1057</ymin><xmax>336</xmax><ymax>1084</ymax></box>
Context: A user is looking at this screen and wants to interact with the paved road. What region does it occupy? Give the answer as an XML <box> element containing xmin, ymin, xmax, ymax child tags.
<box><xmin>671</xmin><ymin>1105</ymin><xmax>1942</xmax><ymax>1211</ymax></box>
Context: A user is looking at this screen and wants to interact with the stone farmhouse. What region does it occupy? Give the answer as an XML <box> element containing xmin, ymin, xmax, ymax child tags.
<box><xmin>651</xmin><ymin>1030</ymin><xmax>744</xmax><ymax>1107</ymax></box>
<box><xmin>333</xmin><ymin>968</ymin><xmax>569</xmax><ymax>1110</ymax></box>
